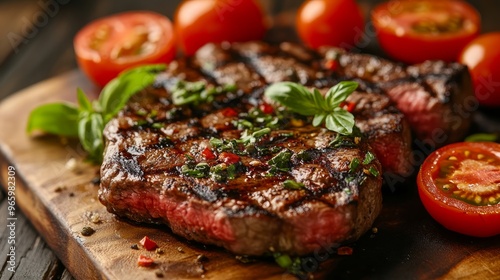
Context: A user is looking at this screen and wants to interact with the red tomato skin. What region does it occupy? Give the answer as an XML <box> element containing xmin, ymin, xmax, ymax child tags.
<box><xmin>371</xmin><ymin>0</ymin><xmax>480</xmax><ymax>64</ymax></box>
<box><xmin>296</xmin><ymin>0</ymin><xmax>365</xmax><ymax>50</ymax></box>
<box><xmin>74</xmin><ymin>11</ymin><xmax>176</xmax><ymax>87</ymax></box>
<box><xmin>219</xmin><ymin>152</ymin><xmax>240</xmax><ymax>164</ymax></box>
<box><xmin>459</xmin><ymin>33</ymin><xmax>500</xmax><ymax>107</ymax></box>
<box><xmin>137</xmin><ymin>255</ymin><xmax>155</xmax><ymax>267</ymax></box>
<box><xmin>139</xmin><ymin>236</ymin><xmax>158</xmax><ymax>251</ymax></box>
<box><xmin>174</xmin><ymin>0</ymin><xmax>267</xmax><ymax>56</ymax></box>
<box><xmin>417</xmin><ymin>142</ymin><xmax>500</xmax><ymax>237</ymax></box>
<box><xmin>202</xmin><ymin>147</ymin><xmax>217</xmax><ymax>160</ymax></box>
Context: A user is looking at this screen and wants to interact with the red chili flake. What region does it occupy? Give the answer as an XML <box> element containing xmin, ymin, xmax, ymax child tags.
<box><xmin>201</xmin><ymin>147</ymin><xmax>216</xmax><ymax>160</ymax></box>
<box><xmin>221</xmin><ymin>107</ymin><xmax>238</xmax><ymax>117</ymax></box>
<box><xmin>339</xmin><ymin>101</ymin><xmax>356</xmax><ymax>113</ymax></box>
<box><xmin>139</xmin><ymin>236</ymin><xmax>158</xmax><ymax>251</ymax></box>
<box><xmin>219</xmin><ymin>152</ymin><xmax>240</xmax><ymax>164</ymax></box>
<box><xmin>259</xmin><ymin>103</ymin><xmax>274</xmax><ymax>114</ymax></box>
<box><xmin>325</xmin><ymin>59</ymin><xmax>338</xmax><ymax>71</ymax></box>
<box><xmin>138</xmin><ymin>255</ymin><xmax>155</xmax><ymax>267</ymax></box>
<box><xmin>337</xmin><ymin>246</ymin><xmax>353</xmax><ymax>256</ymax></box>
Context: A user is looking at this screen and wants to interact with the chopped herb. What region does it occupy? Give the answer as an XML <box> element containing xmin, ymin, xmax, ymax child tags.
<box><xmin>329</xmin><ymin>134</ymin><xmax>357</xmax><ymax>148</ymax></box>
<box><xmin>210</xmin><ymin>163</ymin><xmax>242</xmax><ymax>182</ymax></box>
<box><xmin>151</xmin><ymin>123</ymin><xmax>164</xmax><ymax>129</ymax></box>
<box><xmin>362</xmin><ymin>151</ymin><xmax>376</xmax><ymax>165</ymax></box>
<box><xmin>295</xmin><ymin>150</ymin><xmax>313</xmax><ymax>162</ymax></box>
<box><xmin>349</xmin><ymin>158</ymin><xmax>360</xmax><ymax>172</ymax></box>
<box><xmin>368</xmin><ymin>166</ymin><xmax>380</xmax><ymax>177</ymax></box>
<box><xmin>283</xmin><ymin>180</ymin><xmax>305</xmax><ymax>190</ymax></box>
<box><xmin>273</xmin><ymin>253</ymin><xmax>305</xmax><ymax>277</ymax></box>
<box><xmin>240</xmin><ymin>127</ymin><xmax>271</xmax><ymax>144</ymax></box>
<box><xmin>181</xmin><ymin>163</ymin><xmax>210</xmax><ymax>178</ymax></box>
<box><xmin>268</xmin><ymin>149</ymin><xmax>293</xmax><ymax>174</ymax></box>
<box><xmin>171</xmin><ymin>80</ymin><xmax>236</xmax><ymax>106</ymax></box>
<box><xmin>274</xmin><ymin>253</ymin><xmax>293</xmax><ymax>268</ymax></box>
<box><xmin>465</xmin><ymin>133</ymin><xmax>499</xmax><ymax>142</ymax></box>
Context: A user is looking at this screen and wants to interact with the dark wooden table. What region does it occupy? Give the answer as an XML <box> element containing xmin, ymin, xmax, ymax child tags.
<box><xmin>1</xmin><ymin>0</ymin><xmax>499</xmax><ymax>279</ymax></box>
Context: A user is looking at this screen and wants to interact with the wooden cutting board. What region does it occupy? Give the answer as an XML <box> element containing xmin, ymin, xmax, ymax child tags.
<box><xmin>1</xmin><ymin>70</ymin><xmax>499</xmax><ymax>280</ymax></box>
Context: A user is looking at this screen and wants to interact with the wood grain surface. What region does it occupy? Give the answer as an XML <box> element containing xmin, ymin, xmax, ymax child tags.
<box><xmin>1</xmin><ymin>69</ymin><xmax>500</xmax><ymax>280</ymax></box>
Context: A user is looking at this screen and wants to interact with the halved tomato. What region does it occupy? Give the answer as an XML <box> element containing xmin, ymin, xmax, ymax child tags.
<box><xmin>74</xmin><ymin>11</ymin><xmax>176</xmax><ymax>87</ymax></box>
<box><xmin>417</xmin><ymin>142</ymin><xmax>500</xmax><ymax>237</ymax></box>
<box><xmin>372</xmin><ymin>0</ymin><xmax>480</xmax><ymax>64</ymax></box>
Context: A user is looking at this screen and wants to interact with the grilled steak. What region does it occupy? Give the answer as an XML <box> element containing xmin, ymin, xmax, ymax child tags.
<box><xmin>318</xmin><ymin>47</ymin><xmax>474</xmax><ymax>145</ymax></box>
<box><xmin>99</xmin><ymin>41</ymin><xmax>472</xmax><ymax>256</ymax></box>
<box><xmin>99</xmin><ymin>80</ymin><xmax>383</xmax><ymax>256</ymax></box>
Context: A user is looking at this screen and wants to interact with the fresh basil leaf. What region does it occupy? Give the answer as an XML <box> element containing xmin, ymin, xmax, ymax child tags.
<box><xmin>264</xmin><ymin>82</ymin><xmax>318</xmax><ymax>116</ymax></box>
<box><xmin>26</xmin><ymin>103</ymin><xmax>79</xmax><ymax>137</ymax></box>
<box><xmin>326</xmin><ymin>81</ymin><xmax>358</xmax><ymax>108</ymax></box>
<box><xmin>312</xmin><ymin>113</ymin><xmax>326</xmax><ymax>127</ymax></box>
<box><xmin>328</xmin><ymin>108</ymin><xmax>355</xmax><ymax>135</ymax></box>
<box><xmin>78</xmin><ymin>111</ymin><xmax>104</xmax><ymax>163</ymax></box>
<box><xmin>77</xmin><ymin>88</ymin><xmax>93</xmax><ymax>112</ymax></box>
<box><xmin>99</xmin><ymin>64</ymin><xmax>166</xmax><ymax>122</ymax></box>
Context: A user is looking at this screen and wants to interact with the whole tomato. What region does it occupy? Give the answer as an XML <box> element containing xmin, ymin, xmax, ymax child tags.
<box><xmin>296</xmin><ymin>0</ymin><xmax>365</xmax><ymax>50</ymax></box>
<box><xmin>174</xmin><ymin>0</ymin><xmax>267</xmax><ymax>56</ymax></box>
<box><xmin>459</xmin><ymin>33</ymin><xmax>500</xmax><ymax>107</ymax></box>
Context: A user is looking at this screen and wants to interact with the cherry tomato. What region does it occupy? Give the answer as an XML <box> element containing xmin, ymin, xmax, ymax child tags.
<box><xmin>417</xmin><ymin>142</ymin><xmax>500</xmax><ymax>237</ymax></box>
<box><xmin>459</xmin><ymin>33</ymin><xmax>500</xmax><ymax>107</ymax></box>
<box><xmin>174</xmin><ymin>0</ymin><xmax>267</xmax><ymax>56</ymax></box>
<box><xmin>74</xmin><ymin>11</ymin><xmax>176</xmax><ymax>87</ymax></box>
<box><xmin>372</xmin><ymin>0</ymin><xmax>480</xmax><ymax>64</ymax></box>
<box><xmin>296</xmin><ymin>0</ymin><xmax>365</xmax><ymax>50</ymax></box>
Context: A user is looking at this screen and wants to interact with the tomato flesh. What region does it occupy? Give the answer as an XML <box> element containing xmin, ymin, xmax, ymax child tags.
<box><xmin>219</xmin><ymin>152</ymin><xmax>240</xmax><ymax>165</ymax></box>
<box><xmin>296</xmin><ymin>0</ymin><xmax>365</xmax><ymax>50</ymax></box>
<box><xmin>139</xmin><ymin>236</ymin><xmax>158</xmax><ymax>251</ymax></box>
<box><xmin>74</xmin><ymin>11</ymin><xmax>176</xmax><ymax>87</ymax></box>
<box><xmin>418</xmin><ymin>142</ymin><xmax>500</xmax><ymax>237</ymax></box>
<box><xmin>137</xmin><ymin>255</ymin><xmax>155</xmax><ymax>267</ymax></box>
<box><xmin>372</xmin><ymin>0</ymin><xmax>480</xmax><ymax>64</ymax></box>
<box><xmin>174</xmin><ymin>0</ymin><xmax>267</xmax><ymax>56</ymax></box>
<box><xmin>459</xmin><ymin>33</ymin><xmax>500</xmax><ymax>107</ymax></box>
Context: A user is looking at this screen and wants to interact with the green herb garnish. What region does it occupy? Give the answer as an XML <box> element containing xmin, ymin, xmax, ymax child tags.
<box><xmin>465</xmin><ymin>133</ymin><xmax>499</xmax><ymax>142</ymax></box>
<box><xmin>264</xmin><ymin>81</ymin><xmax>358</xmax><ymax>135</ymax></box>
<box><xmin>268</xmin><ymin>149</ymin><xmax>293</xmax><ymax>174</ymax></box>
<box><xmin>273</xmin><ymin>253</ymin><xmax>305</xmax><ymax>277</ymax></box>
<box><xmin>363</xmin><ymin>151</ymin><xmax>376</xmax><ymax>165</ymax></box>
<box><xmin>181</xmin><ymin>162</ymin><xmax>210</xmax><ymax>178</ymax></box>
<box><xmin>27</xmin><ymin>64</ymin><xmax>166</xmax><ymax>163</ymax></box>
<box><xmin>283</xmin><ymin>180</ymin><xmax>305</xmax><ymax>190</ymax></box>
<box><xmin>171</xmin><ymin>81</ymin><xmax>236</xmax><ymax>106</ymax></box>
<box><xmin>368</xmin><ymin>166</ymin><xmax>380</xmax><ymax>177</ymax></box>
<box><xmin>349</xmin><ymin>158</ymin><xmax>360</xmax><ymax>172</ymax></box>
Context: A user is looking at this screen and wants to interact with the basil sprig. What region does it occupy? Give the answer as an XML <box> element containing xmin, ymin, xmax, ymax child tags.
<box><xmin>264</xmin><ymin>81</ymin><xmax>358</xmax><ymax>135</ymax></box>
<box><xmin>27</xmin><ymin>64</ymin><xmax>166</xmax><ymax>163</ymax></box>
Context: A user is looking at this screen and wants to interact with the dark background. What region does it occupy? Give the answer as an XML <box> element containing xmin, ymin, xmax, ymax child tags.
<box><xmin>0</xmin><ymin>0</ymin><xmax>499</xmax><ymax>279</ymax></box>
